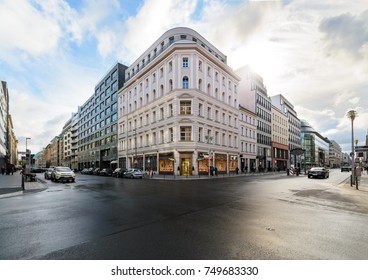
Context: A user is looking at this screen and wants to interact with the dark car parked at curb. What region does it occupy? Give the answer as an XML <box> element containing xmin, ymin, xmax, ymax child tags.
<box><xmin>341</xmin><ymin>165</ymin><xmax>352</xmax><ymax>172</ymax></box>
<box><xmin>99</xmin><ymin>168</ymin><xmax>113</xmax><ymax>176</ymax></box>
<box><xmin>93</xmin><ymin>168</ymin><xmax>101</xmax><ymax>175</ymax></box>
<box><xmin>308</xmin><ymin>167</ymin><xmax>329</xmax><ymax>179</ymax></box>
<box><xmin>112</xmin><ymin>168</ymin><xmax>128</xmax><ymax>178</ymax></box>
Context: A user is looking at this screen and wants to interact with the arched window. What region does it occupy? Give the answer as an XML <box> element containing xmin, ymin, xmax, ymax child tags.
<box><xmin>183</xmin><ymin>76</ymin><xmax>189</xmax><ymax>89</ymax></box>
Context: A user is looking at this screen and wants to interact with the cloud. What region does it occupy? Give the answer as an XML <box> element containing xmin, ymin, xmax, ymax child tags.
<box><xmin>319</xmin><ymin>10</ymin><xmax>368</xmax><ymax>59</ymax></box>
<box><xmin>116</xmin><ymin>0</ymin><xmax>198</xmax><ymax>63</ymax></box>
<box><xmin>0</xmin><ymin>0</ymin><xmax>61</xmax><ymax>59</ymax></box>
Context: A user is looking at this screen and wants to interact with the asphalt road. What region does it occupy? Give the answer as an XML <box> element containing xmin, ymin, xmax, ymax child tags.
<box><xmin>0</xmin><ymin>169</ymin><xmax>367</xmax><ymax>260</ymax></box>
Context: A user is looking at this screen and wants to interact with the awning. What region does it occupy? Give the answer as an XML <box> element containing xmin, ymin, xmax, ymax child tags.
<box><xmin>110</xmin><ymin>161</ymin><xmax>117</xmax><ymax>164</ymax></box>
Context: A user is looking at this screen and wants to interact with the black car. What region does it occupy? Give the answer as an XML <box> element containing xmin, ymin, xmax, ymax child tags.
<box><xmin>341</xmin><ymin>165</ymin><xmax>352</xmax><ymax>172</ymax></box>
<box><xmin>93</xmin><ymin>168</ymin><xmax>101</xmax><ymax>175</ymax></box>
<box><xmin>308</xmin><ymin>167</ymin><xmax>329</xmax><ymax>179</ymax></box>
<box><xmin>112</xmin><ymin>168</ymin><xmax>127</xmax><ymax>178</ymax></box>
<box><xmin>99</xmin><ymin>168</ymin><xmax>113</xmax><ymax>176</ymax></box>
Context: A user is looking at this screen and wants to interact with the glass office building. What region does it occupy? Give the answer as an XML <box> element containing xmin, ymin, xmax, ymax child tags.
<box><xmin>300</xmin><ymin>120</ymin><xmax>329</xmax><ymax>168</ymax></box>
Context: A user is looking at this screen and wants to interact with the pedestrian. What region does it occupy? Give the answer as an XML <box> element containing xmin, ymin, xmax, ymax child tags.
<box><xmin>235</xmin><ymin>167</ymin><xmax>239</xmax><ymax>174</ymax></box>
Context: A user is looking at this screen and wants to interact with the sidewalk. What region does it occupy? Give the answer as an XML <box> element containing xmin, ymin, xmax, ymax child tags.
<box><xmin>340</xmin><ymin>172</ymin><xmax>368</xmax><ymax>195</ymax></box>
<box><xmin>0</xmin><ymin>171</ymin><xmax>47</xmax><ymax>199</ymax></box>
<box><xmin>148</xmin><ymin>170</ymin><xmax>293</xmax><ymax>180</ymax></box>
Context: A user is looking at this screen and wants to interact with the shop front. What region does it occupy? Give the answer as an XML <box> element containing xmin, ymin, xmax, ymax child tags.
<box><xmin>159</xmin><ymin>153</ymin><xmax>175</xmax><ymax>175</ymax></box>
<box><xmin>215</xmin><ymin>154</ymin><xmax>227</xmax><ymax>174</ymax></box>
<box><xmin>179</xmin><ymin>152</ymin><xmax>193</xmax><ymax>176</ymax></box>
<box><xmin>198</xmin><ymin>153</ymin><xmax>212</xmax><ymax>175</ymax></box>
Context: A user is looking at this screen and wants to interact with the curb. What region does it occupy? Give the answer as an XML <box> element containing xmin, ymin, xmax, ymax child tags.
<box><xmin>0</xmin><ymin>190</ymin><xmax>24</xmax><ymax>199</ymax></box>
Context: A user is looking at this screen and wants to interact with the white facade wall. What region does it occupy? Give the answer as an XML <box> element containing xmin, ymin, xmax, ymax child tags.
<box><xmin>239</xmin><ymin>106</ymin><xmax>257</xmax><ymax>172</ymax></box>
<box><xmin>118</xmin><ymin>27</ymin><xmax>241</xmax><ymax>175</ymax></box>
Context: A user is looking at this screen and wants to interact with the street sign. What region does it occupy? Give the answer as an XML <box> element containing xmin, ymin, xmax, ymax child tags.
<box><xmin>355</xmin><ymin>145</ymin><xmax>368</xmax><ymax>152</ymax></box>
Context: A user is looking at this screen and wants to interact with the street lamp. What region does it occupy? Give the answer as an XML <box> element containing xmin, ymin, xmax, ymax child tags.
<box><xmin>347</xmin><ymin>110</ymin><xmax>358</xmax><ymax>189</ymax></box>
<box><xmin>205</xmin><ymin>135</ymin><xmax>213</xmax><ymax>177</ymax></box>
<box><xmin>25</xmin><ymin>137</ymin><xmax>31</xmax><ymax>168</ymax></box>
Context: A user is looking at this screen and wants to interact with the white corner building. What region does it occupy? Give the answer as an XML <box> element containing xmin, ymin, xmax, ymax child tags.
<box><xmin>118</xmin><ymin>27</ymin><xmax>241</xmax><ymax>176</ymax></box>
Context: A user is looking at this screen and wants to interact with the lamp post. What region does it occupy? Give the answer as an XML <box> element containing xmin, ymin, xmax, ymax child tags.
<box><xmin>347</xmin><ymin>110</ymin><xmax>357</xmax><ymax>189</ymax></box>
<box><xmin>205</xmin><ymin>135</ymin><xmax>213</xmax><ymax>177</ymax></box>
<box><xmin>25</xmin><ymin>137</ymin><xmax>31</xmax><ymax>168</ymax></box>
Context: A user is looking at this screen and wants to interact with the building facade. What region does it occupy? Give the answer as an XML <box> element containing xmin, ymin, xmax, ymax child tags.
<box><xmin>271</xmin><ymin>94</ymin><xmax>301</xmax><ymax>168</ymax></box>
<box><xmin>300</xmin><ymin>120</ymin><xmax>329</xmax><ymax>168</ymax></box>
<box><xmin>0</xmin><ymin>81</ymin><xmax>9</xmax><ymax>167</ymax></box>
<box><xmin>60</xmin><ymin>116</ymin><xmax>72</xmax><ymax>168</ymax></box>
<box><xmin>328</xmin><ymin>139</ymin><xmax>342</xmax><ymax>168</ymax></box>
<box><xmin>271</xmin><ymin>105</ymin><xmax>289</xmax><ymax>171</ymax></box>
<box><xmin>237</xmin><ymin>66</ymin><xmax>272</xmax><ymax>171</ymax></box>
<box><xmin>118</xmin><ymin>27</ymin><xmax>241</xmax><ymax>176</ymax></box>
<box><xmin>239</xmin><ymin>105</ymin><xmax>257</xmax><ymax>172</ymax></box>
<box><xmin>7</xmin><ymin>114</ymin><xmax>18</xmax><ymax>166</ymax></box>
<box><xmin>78</xmin><ymin>62</ymin><xmax>127</xmax><ymax>170</ymax></box>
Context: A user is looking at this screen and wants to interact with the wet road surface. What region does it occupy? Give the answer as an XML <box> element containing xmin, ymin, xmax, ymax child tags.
<box><xmin>1</xmin><ymin>170</ymin><xmax>367</xmax><ymax>259</ymax></box>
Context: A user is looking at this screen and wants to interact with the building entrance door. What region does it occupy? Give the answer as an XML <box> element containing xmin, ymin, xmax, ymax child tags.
<box><xmin>181</xmin><ymin>159</ymin><xmax>191</xmax><ymax>176</ymax></box>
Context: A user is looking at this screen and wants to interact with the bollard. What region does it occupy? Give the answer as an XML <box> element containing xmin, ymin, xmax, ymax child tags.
<box><xmin>21</xmin><ymin>174</ymin><xmax>25</xmax><ymax>190</ymax></box>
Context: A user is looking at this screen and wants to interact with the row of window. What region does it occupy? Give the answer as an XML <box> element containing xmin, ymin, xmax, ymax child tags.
<box><xmin>79</xmin><ymin>134</ymin><xmax>118</xmax><ymax>152</ymax></box>
<box><xmin>257</xmin><ymin>107</ymin><xmax>271</xmax><ymax>123</ymax></box>
<box><xmin>240</xmin><ymin>113</ymin><xmax>257</xmax><ymax>126</ymax></box>
<box><xmin>120</xmin><ymin>100</ymin><xmax>239</xmax><ymax>130</ymax></box>
<box><xmin>79</xmin><ymin>113</ymin><xmax>117</xmax><ymax>137</ymax></box>
<box><xmin>241</xmin><ymin>142</ymin><xmax>256</xmax><ymax>154</ymax></box>
<box><xmin>257</xmin><ymin>134</ymin><xmax>272</xmax><ymax>146</ymax></box>
<box><xmin>126</xmin><ymin>32</ymin><xmax>226</xmax><ymax>81</ymax></box>
<box><xmin>96</xmin><ymin>70</ymin><xmax>118</xmax><ymax>93</ymax></box>
<box><xmin>79</xmin><ymin>103</ymin><xmax>118</xmax><ymax>132</ymax></box>
<box><xmin>119</xmin><ymin>127</ymin><xmax>239</xmax><ymax>150</ymax></box>
<box><xmin>240</xmin><ymin>126</ymin><xmax>256</xmax><ymax>139</ymax></box>
<box><xmin>122</xmin><ymin>77</ymin><xmax>238</xmax><ymax>115</ymax></box>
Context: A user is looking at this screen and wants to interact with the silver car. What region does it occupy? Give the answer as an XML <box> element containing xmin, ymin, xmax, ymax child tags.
<box><xmin>44</xmin><ymin>167</ymin><xmax>55</xmax><ymax>180</ymax></box>
<box><xmin>124</xmin><ymin>169</ymin><xmax>143</xmax><ymax>179</ymax></box>
<box><xmin>51</xmin><ymin>166</ymin><xmax>75</xmax><ymax>182</ymax></box>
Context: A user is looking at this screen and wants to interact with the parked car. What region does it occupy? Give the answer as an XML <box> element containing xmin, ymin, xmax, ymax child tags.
<box><xmin>99</xmin><ymin>168</ymin><xmax>113</xmax><ymax>176</ymax></box>
<box><xmin>124</xmin><ymin>168</ymin><xmax>143</xmax><ymax>179</ymax></box>
<box><xmin>44</xmin><ymin>167</ymin><xmax>55</xmax><ymax>180</ymax></box>
<box><xmin>81</xmin><ymin>168</ymin><xmax>89</xmax><ymax>174</ymax></box>
<box><xmin>112</xmin><ymin>168</ymin><xmax>120</xmax><ymax>177</ymax></box>
<box><xmin>341</xmin><ymin>165</ymin><xmax>352</xmax><ymax>172</ymax></box>
<box><xmin>51</xmin><ymin>166</ymin><xmax>75</xmax><ymax>182</ymax></box>
<box><xmin>93</xmin><ymin>168</ymin><xmax>101</xmax><ymax>175</ymax></box>
<box><xmin>112</xmin><ymin>168</ymin><xmax>128</xmax><ymax>178</ymax></box>
<box><xmin>308</xmin><ymin>167</ymin><xmax>329</xmax><ymax>179</ymax></box>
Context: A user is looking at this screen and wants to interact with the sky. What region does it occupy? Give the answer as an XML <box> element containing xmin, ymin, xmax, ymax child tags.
<box><xmin>1</xmin><ymin>0</ymin><xmax>367</xmax><ymax>155</ymax></box>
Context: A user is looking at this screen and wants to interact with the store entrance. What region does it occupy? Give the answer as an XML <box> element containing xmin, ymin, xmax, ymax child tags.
<box><xmin>181</xmin><ymin>159</ymin><xmax>191</xmax><ymax>176</ymax></box>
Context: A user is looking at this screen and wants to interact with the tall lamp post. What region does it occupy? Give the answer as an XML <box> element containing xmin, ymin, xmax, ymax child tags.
<box><xmin>347</xmin><ymin>110</ymin><xmax>357</xmax><ymax>189</ymax></box>
<box><xmin>205</xmin><ymin>135</ymin><xmax>213</xmax><ymax>177</ymax></box>
<box><xmin>25</xmin><ymin>137</ymin><xmax>31</xmax><ymax>168</ymax></box>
